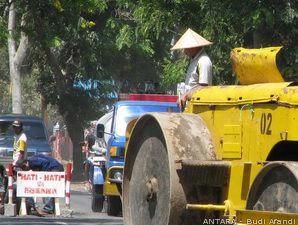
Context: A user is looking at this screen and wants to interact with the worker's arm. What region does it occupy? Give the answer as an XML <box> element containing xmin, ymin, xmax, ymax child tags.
<box><xmin>17</xmin><ymin>151</ymin><xmax>25</xmax><ymax>161</ymax></box>
<box><xmin>178</xmin><ymin>85</ymin><xmax>204</xmax><ymax>111</ymax></box>
<box><xmin>16</xmin><ymin>139</ymin><xmax>27</xmax><ymax>161</ymax></box>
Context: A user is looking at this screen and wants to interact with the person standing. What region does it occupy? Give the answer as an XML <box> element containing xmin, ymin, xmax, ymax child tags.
<box><xmin>12</xmin><ymin>120</ymin><xmax>27</xmax><ymax>165</ymax></box>
<box><xmin>171</xmin><ymin>28</ymin><xmax>213</xmax><ymax>109</ymax></box>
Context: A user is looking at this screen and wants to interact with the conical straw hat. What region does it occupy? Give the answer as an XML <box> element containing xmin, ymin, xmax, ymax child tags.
<box><xmin>171</xmin><ymin>28</ymin><xmax>213</xmax><ymax>50</ymax></box>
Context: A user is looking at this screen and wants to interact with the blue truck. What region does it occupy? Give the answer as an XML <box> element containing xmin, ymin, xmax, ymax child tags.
<box><xmin>96</xmin><ymin>99</ymin><xmax>179</xmax><ymax>216</ymax></box>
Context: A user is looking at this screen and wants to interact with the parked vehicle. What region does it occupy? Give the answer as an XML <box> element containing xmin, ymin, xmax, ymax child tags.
<box><xmin>0</xmin><ymin>114</ymin><xmax>51</xmax><ymax>214</ymax></box>
<box><xmin>0</xmin><ymin>114</ymin><xmax>52</xmax><ymax>166</ymax></box>
<box><xmin>96</xmin><ymin>98</ymin><xmax>179</xmax><ymax>216</ymax></box>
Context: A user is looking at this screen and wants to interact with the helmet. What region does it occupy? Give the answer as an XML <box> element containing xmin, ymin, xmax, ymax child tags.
<box><xmin>12</xmin><ymin>120</ymin><xmax>23</xmax><ymax>128</ymax></box>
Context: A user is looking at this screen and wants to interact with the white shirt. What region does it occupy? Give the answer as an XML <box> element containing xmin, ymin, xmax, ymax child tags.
<box><xmin>185</xmin><ymin>50</ymin><xmax>212</xmax><ymax>91</ymax></box>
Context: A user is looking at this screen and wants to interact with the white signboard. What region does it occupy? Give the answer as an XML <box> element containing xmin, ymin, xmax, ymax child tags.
<box><xmin>17</xmin><ymin>171</ymin><xmax>65</xmax><ymax>197</ymax></box>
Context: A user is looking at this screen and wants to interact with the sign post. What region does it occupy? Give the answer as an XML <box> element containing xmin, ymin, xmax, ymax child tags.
<box><xmin>4</xmin><ymin>163</ymin><xmax>16</xmax><ymax>216</ymax></box>
<box><xmin>65</xmin><ymin>163</ymin><xmax>72</xmax><ymax>209</ymax></box>
<box><xmin>17</xmin><ymin>171</ymin><xmax>66</xmax><ymax>215</ymax></box>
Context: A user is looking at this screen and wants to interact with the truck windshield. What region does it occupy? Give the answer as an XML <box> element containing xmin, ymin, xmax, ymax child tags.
<box><xmin>0</xmin><ymin>121</ymin><xmax>46</xmax><ymax>140</ymax></box>
<box><xmin>114</xmin><ymin>105</ymin><xmax>177</xmax><ymax>136</ymax></box>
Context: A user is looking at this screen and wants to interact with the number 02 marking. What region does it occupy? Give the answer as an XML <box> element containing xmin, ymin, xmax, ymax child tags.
<box><xmin>260</xmin><ymin>113</ymin><xmax>272</xmax><ymax>135</ymax></box>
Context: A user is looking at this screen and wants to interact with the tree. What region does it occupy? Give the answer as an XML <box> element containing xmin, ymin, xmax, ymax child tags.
<box><xmin>0</xmin><ymin>46</ymin><xmax>11</xmax><ymax>113</ymax></box>
<box><xmin>21</xmin><ymin>0</ymin><xmax>109</xmax><ymax>179</ymax></box>
<box><xmin>0</xmin><ymin>0</ymin><xmax>166</xmax><ymax>179</ymax></box>
<box><xmin>7</xmin><ymin>0</ymin><xmax>29</xmax><ymax>113</ymax></box>
<box><xmin>18</xmin><ymin>0</ymin><xmax>164</xmax><ymax>178</ymax></box>
<box><xmin>114</xmin><ymin>0</ymin><xmax>298</xmax><ymax>87</ymax></box>
<box><xmin>1</xmin><ymin>0</ymin><xmax>295</xmax><ymax>179</ymax></box>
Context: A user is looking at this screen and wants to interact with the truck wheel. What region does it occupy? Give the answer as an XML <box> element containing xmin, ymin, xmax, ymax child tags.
<box><xmin>91</xmin><ymin>184</ymin><xmax>104</xmax><ymax>212</ymax></box>
<box><xmin>123</xmin><ymin>113</ymin><xmax>215</xmax><ymax>225</ymax></box>
<box><xmin>107</xmin><ymin>196</ymin><xmax>121</xmax><ymax>216</ymax></box>
<box><xmin>247</xmin><ymin>161</ymin><xmax>298</xmax><ymax>212</ymax></box>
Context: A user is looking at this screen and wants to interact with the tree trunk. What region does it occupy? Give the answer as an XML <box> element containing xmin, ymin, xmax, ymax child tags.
<box><xmin>64</xmin><ymin>115</ymin><xmax>85</xmax><ymax>181</ymax></box>
<box><xmin>44</xmin><ymin>47</ymin><xmax>85</xmax><ymax>180</ymax></box>
<box><xmin>253</xmin><ymin>27</ymin><xmax>263</xmax><ymax>48</ymax></box>
<box><xmin>8</xmin><ymin>0</ymin><xmax>21</xmax><ymax>113</ymax></box>
<box><xmin>7</xmin><ymin>0</ymin><xmax>29</xmax><ymax>114</ymax></box>
<box><xmin>41</xmin><ymin>94</ymin><xmax>48</xmax><ymax>125</ymax></box>
<box><xmin>9</xmin><ymin>65</ymin><xmax>22</xmax><ymax>114</ymax></box>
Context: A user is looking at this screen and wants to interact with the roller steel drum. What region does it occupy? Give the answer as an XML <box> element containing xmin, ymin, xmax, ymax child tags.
<box><xmin>123</xmin><ymin>113</ymin><xmax>215</xmax><ymax>225</ymax></box>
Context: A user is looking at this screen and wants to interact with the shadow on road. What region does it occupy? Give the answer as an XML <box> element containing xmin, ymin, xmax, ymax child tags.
<box><xmin>0</xmin><ymin>217</ymin><xmax>123</xmax><ymax>225</ymax></box>
<box><xmin>71</xmin><ymin>190</ymin><xmax>91</xmax><ymax>196</ymax></box>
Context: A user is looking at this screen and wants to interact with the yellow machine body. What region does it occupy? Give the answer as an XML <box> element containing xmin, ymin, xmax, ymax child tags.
<box><xmin>104</xmin><ymin>179</ymin><xmax>119</xmax><ymax>196</ymax></box>
<box><xmin>181</xmin><ymin>47</ymin><xmax>297</xmax><ymax>222</ymax></box>
<box><xmin>230</xmin><ymin>47</ymin><xmax>284</xmax><ymax>84</ymax></box>
<box><xmin>185</xmin><ymin>82</ymin><xmax>298</xmax><ymax>213</ymax></box>
<box><xmin>123</xmin><ymin>47</ymin><xmax>298</xmax><ymax>225</ymax></box>
<box><xmin>104</xmin><ymin>166</ymin><xmax>122</xmax><ymax>196</ymax></box>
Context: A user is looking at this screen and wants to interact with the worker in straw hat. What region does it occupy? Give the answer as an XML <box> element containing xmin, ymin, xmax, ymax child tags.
<box><xmin>171</xmin><ymin>28</ymin><xmax>213</xmax><ymax>110</ymax></box>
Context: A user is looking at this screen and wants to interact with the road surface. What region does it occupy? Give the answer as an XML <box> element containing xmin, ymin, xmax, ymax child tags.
<box><xmin>0</xmin><ymin>182</ymin><xmax>124</xmax><ymax>225</ymax></box>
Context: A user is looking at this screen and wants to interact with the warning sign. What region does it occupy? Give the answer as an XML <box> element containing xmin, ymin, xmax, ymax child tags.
<box><xmin>17</xmin><ymin>171</ymin><xmax>66</xmax><ymax>197</ymax></box>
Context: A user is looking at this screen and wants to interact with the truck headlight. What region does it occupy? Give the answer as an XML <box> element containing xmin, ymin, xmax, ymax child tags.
<box><xmin>114</xmin><ymin>171</ymin><xmax>123</xmax><ymax>181</ymax></box>
<box><xmin>108</xmin><ymin>168</ymin><xmax>123</xmax><ymax>183</ymax></box>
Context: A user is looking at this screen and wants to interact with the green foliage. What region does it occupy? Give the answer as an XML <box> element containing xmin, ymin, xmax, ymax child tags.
<box><xmin>0</xmin><ymin>45</ymin><xmax>45</xmax><ymax>116</ymax></box>
<box><xmin>161</xmin><ymin>57</ymin><xmax>187</xmax><ymax>91</ymax></box>
<box><xmin>112</xmin><ymin>0</ymin><xmax>297</xmax><ymax>85</ymax></box>
<box><xmin>0</xmin><ymin>0</ymin><xmax>297</xmax><ymax>118</ymax></box>
<box><xmin>132</xmin><ymin>3</ymin><xmax>172</xmax><ymax>40</ymax></box>
<box><xmin>21</xmin><ymin>71</ymin><xmax>42</xmax><ymax>116</ymax></box>
<box><xmin>0</xmin><ymin>46</ymin><xmax>11</xmax><ymax>113</ymax></box>
<box><xmin>116</xmin><ymin>25</ymin><xmax>134</xmax><ymax>49</ymax></box>
<box><xmin>0</xmin><ymin>79</ymin><xmax>11</xmax><ymax>113</ymax></box>
<box><xmin>139</xmin><ymin>39</ymin><xmax>155</xmax><ymax>56</ymax></box>
<box><xmin>0</xmin><ymin>0</ymin><xmax>296</xmax><ymax>175</ymax></box>
<box><xmin>0</xmin><ymin>17</ymin><xmax>7</xmax><ymax>45</ymax></box>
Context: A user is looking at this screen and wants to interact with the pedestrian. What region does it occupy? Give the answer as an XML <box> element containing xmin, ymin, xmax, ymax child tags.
<box><xmin>12</xmin><ymin>120</ymin><xmax>27</xmax><ymax>165</ymax></box>
<box><xmin>16</xmin><ymin>154</ymin><xmax>64</xmax><ymax>214</ymax></box>
<box><xmin>171</xmin><ymin>28</ymin><xmax>213</xmax><ymax>110</ymax></box>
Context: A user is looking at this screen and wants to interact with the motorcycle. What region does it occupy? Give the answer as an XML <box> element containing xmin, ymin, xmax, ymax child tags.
<box><xmin>84</xmin><ymin>145</ymin><xmax>106</xmax><ymax>212</ymax></box>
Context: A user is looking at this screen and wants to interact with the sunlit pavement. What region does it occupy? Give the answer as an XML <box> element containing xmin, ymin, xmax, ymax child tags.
<box><xmin>0</xmin><ymin>182</ymin><xmax>124</xmax><ymax>225</ymax></box>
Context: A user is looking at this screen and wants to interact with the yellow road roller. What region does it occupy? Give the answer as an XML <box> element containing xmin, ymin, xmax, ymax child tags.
<box><xmin>122</xmin><ymin>47</ymin><xmax>298</xmax><ymax>225</ymax></box>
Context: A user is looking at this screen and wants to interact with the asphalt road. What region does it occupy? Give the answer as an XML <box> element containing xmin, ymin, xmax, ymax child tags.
<box><xmin>0</xmin><ymin>182</ymin><xmax>124</xmax><ymax>225</ymax></box>
<box><xmin>0</xmin><ymin>218</ymin><xmax>123</xmax><ymax>225</ymax></box>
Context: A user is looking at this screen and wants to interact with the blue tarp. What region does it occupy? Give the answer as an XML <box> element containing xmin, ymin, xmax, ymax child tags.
<box><xmin>73</xmin><ymin>79</ymin><xmax>118</xmax><ymax>99</ymax></box>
